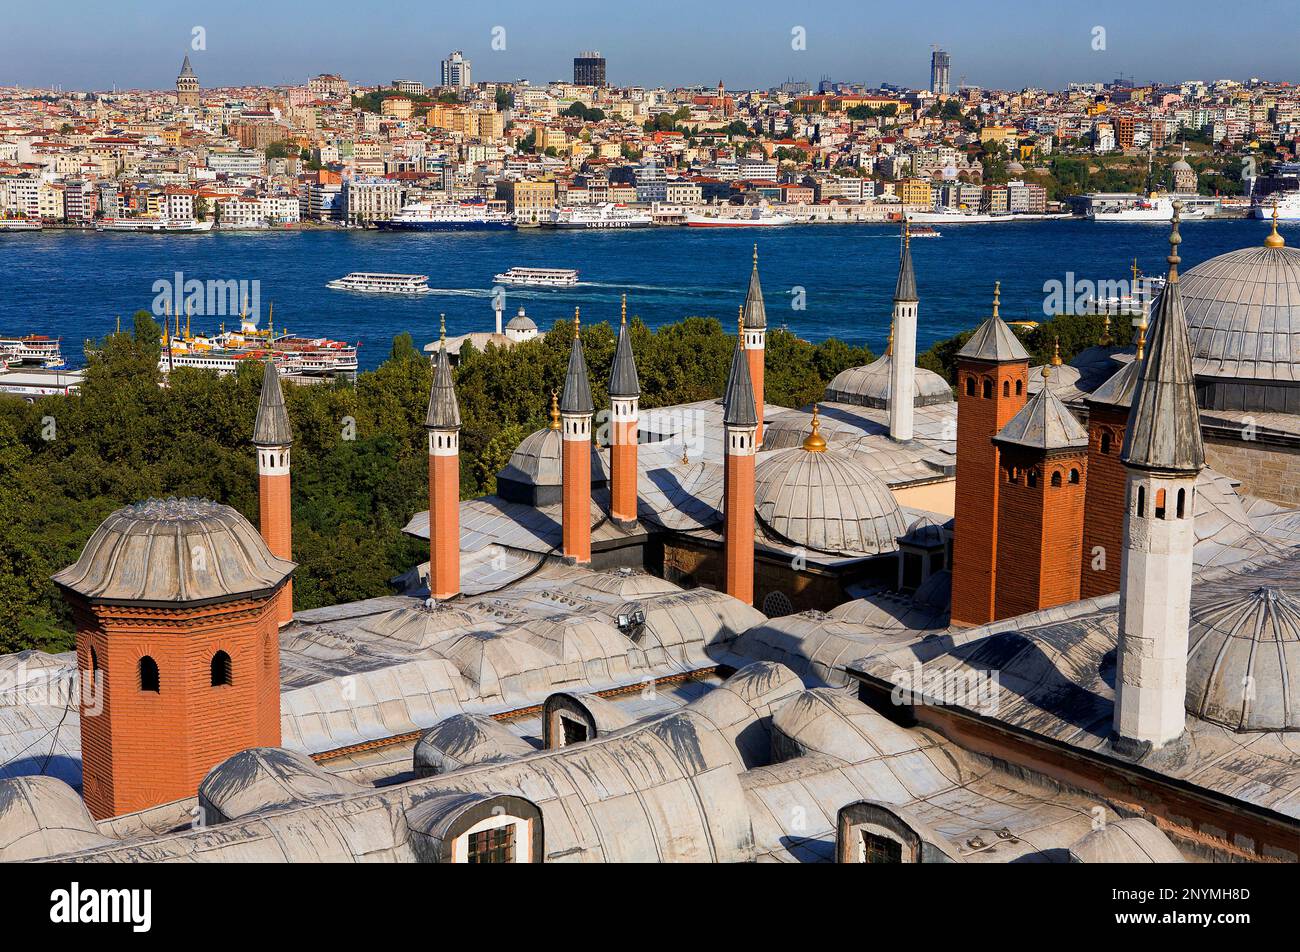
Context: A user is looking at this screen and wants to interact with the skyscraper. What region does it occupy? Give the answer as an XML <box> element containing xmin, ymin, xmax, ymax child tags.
<box><xmin>573</xmin><ymin>51</ymin><xmax>606</xmax><ymax>86</ymax></box>
<box><xmin>930</xmin><ymin>48</ymin><xmax>951</xmax><ymax>96</ymax></box>
<box><xmin>440</xmin><ymin>50</ymin><xmax>471</xmax><ymax>90</ymax></box>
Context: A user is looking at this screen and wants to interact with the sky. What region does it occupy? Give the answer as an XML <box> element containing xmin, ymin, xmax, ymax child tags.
<box><xmin>3</xmin><ymin>0</ymin><xmax>1298</xmax><ymax>93</ymax></box>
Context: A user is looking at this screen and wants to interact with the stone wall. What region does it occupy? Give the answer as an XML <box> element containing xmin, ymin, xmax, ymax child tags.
<box><xmin>1202</xmin><ymin>434</ymin><xmax>1300</xmax><ymax>507</ymax></box>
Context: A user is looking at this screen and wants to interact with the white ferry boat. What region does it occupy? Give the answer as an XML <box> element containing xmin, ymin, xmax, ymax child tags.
<box><xmin>159</xmin><ymin>347</ymin><xmax>305</xmax><ymax>377</ymax></box>
<box><xmin>1085</xmin><ymin>193</ymin><xmax>1215</xmax><ymax>222</ymax></box>
<box><xmin>684</xmin><ymin>207</ymin><xmax>796</xmax><ymax>228</ymax></box>
<box><xmin>0</xmin><ymin>217</ymin><xmax>42</xmax><ymax>232</ymax></box>
<box><xmin>95</xmin><ymin>217</ymin><xmax>214</xmax><ymax>233</ymax></box>
<box><xmin>492</xmin><ymin>267</ymin><xmax>580</xmax><ymax>288</ymax></box>
<box><xmin>545</xmin><ymin>203</ymin><xmax>653</xmax><ymax>229</ymax></box>
<box><xmin>377</xmin><ymin>199</ymin><xmax>515</xmax><ymax>231</ymax></box>
<box><xmin>326</xmin><ymin>272</ymin><xmax>433</xmax><ymax>294</ymax></box>
<box><xmin>1252</xmin><ymin>192</ymin><xmax>1300</xmax><ymax>222</ymax></box>
<box><xmin>0</xmin><ymin>334</ymin><xmax>64</xmax><ymax>368</ymax></box>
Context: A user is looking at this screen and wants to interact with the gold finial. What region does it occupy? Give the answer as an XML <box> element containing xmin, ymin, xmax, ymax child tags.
<box><xmin>752</xmin><ymin>243</ymin><xmax>758</xmax><ymax>267</ymax></box>
<box><xmin>1136</xmin><ymin>314</ymin><xmax>1148</xmax><ymax>362</ymax></box>
<box><xmin>1051</xmin><ymin>336</ymin><xmax>1062</xmax><ymax>366</ymax></box>
<box><xmin>991</xmin><ymin>281</ymin><xmax>1001</xmax><ymax>319</ymax></box>
<box><xmin>240</xmin><ymin>296</ymin><xmax>247</xmax><ymax>321</ymax></box>
<box><xmin>681</xmin><ymin>443</ymin><xmax>690</xmax><ymax>465</ymax></box>
<box><xmin>1167</xmin><ymin>201</ymin><xmax>1183</xmax><ymax>281</ymax></box>
<box><xmin>1131</xmin><ymin>257</ymin><xmax>1139</xmax><ymax>285</ymax></box>
<box><xmin>573</xmin><ymin>306</ymin><xmax>581</xmax><ymax>338</ymax></box>
<box><xmin>1101</xmin><ymin>313</ymin><xmax>1112</xmax><ymax>346</ymax></box>
<box><xmin>886</xmin><ymin>320</ymin><xmax>895</xmax><ymax>357</ymax></box>
<box><xmin>548</xmin><ymin>389</ymin><xmax>561</xmax><ymax>429</ymax></box>
<box><xmin>903</xmin><ymin>216</ymin><xmax>911</xmax><ymax>249</ymax></box>
<box><xmin>439</xmin><ymin>313</ymin><xmax>446</xmax><ymax>343</ymax></box>
<box><xmin>1265</xmin><ymin>199</ymin><xmax>1285</xmax><ymax>248</ymax></box>
<box><xmin>802</xmin><ymin>404</ymin><xmax>828</xmax><ymax>453</ymax></box>
<box><xmin>738</xmin><ymin>306</ymin><xmax>745</xmax><ymax>348</ymax></box>
<box><xmin>620</xmin><ymin>294</ymin><xmax>627</xmax><ymax>325</ymax></box>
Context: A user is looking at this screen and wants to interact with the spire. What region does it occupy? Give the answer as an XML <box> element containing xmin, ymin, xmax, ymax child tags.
<box><xmin>802</xmin><ymin>405</ymin><xmax>828</xmax><ymax>452</ymax></box>
<box><xmin>957</xmin><ymin>281</ymin><xmax>1029</xmax><ymax>362</ymax></box>
<box><xmin>178</xmin><ymin>55</ymin><xmax>196</xmax><ymax>78</ymax></box>
<box><xmin>1120</xmin><ymin>201</ymin><xmax>1204</xmax><ymax>473</ymax></box>
<box><xmin>894</xmin><ymin>218</ymin><xmax>918</xmax><ymax>302</ymax></box>
<box><xmin>425</xmin><ymin>319</ymin><xmax>461</xmax><ymax>430</ymax></box>
<box><xmin>253</xmin><ymin>360</ymin><xmax>293</xmax><ymax>446</ymax></box>
<box><xmin>608</xmin><ymin>296</ymin><xmax>640</xmax><ymax>398</ymax></box>
<box><xmin>1051</xmin><ymin>336</ymin><xmax>1062</xmax><ymax>367</ymax></box>
<box><xmin>742</xmin><ymin>245</ymin><xmax>766</xmax><ymax>329</ymax></box>
<box><xmin>723</xmin><ymin>310</ymin><xmax>758</xmax><ymax>428</ymax></box>
<box><xmin>1265</xmin><ymin>200</ymin><xmax>1285</xmax><ymax>249</ymax></box>
<box><xmin>560</xmin><ymin>308</ymin><xmax>594</xmax><ymax>414</ymax></box>
<box><xmin>548</xmin><ymin>390</ymin><xmax>561</xmax><ymax>429</ymax></box>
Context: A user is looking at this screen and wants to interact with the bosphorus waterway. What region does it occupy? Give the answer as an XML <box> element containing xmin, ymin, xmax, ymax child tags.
<box><xmin>2</xmin><ymin>217</ymin><xmax>1288</xmax><ymax>372</ymax></box>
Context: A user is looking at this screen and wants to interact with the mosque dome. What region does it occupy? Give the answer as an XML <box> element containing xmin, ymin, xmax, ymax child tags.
<box><xmin>496</xmin><ymin>396</ymin><xmax>608</xmax><ymax>506</ymax></box>
<box><xmin>824</xmin><ymin>354</ymin><xmax>954</xmax><ymax>410</ymax></box>
<box><xmin>1176</xmin><ymin>227</ymin><xmax>1300</xmax><ymax>387</ymax></box>
<box><xmin>505</xmin><ymin>306</ymin><xmax>537</xmax><ymax>333</ymax></box>
<box><xmin>754</xmin><ymin>412</ymin><xmax>907</xmax><ymax>557</ymax></box>
<box><xmin>1185</xmin><ymin>586</ymin><xmax>1300</xmax><ymax>731</ymax></box>
<box><xmin>1006</xmin><ymin>160</ymin><xmax>1026</xmax><ymax>174</ymax></box>
<box><xmin>51</xmin><ymin>497</ymin><xmax>293</xmax><ymax>606</ymax></box>
<box><xmin>1170</xmin><ymin>158</ymin><xmax>1193</xmax><ymax>173</ymax></box>
<box><xmin>1068</xmin><ymin>818</ymin><xmax>1183</xmax><ymax>863</ymax></box>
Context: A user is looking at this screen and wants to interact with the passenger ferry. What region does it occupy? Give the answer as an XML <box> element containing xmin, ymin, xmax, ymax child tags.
<box><xmin>909</xmin><ymin>225</ymin><xmax>941</xmax><ymax>238</ymax></box>
<box><xmin>326</xmin><ymin>272</ymin><xmax>433</xmax><ymax>294</ymax></box>
<box><xmin>0</xmin><ymin>217</ymin><xmax>42</xmax><ymax>232</ymax></box>
<box><xmin>95</xmin><ymin>217</ymin><xmax>214</xmax><ymax>233</ymax></box>
<box><xmin>491</xmin><ymin>267</ymin><xmax>580</xmax><ymax>288</ymax></box>
<box><xmin>159</xmin><ymin>347</ymin><xmax>305</xmax><ymax>377</ymax></box>
<box><xmin>376</xmin><ymin>199</ymin><xmax>515</xmax><ymax>231</ymax></box>
<box><xmin>0</xmin><ymin>334</ymin><xmax>65</xmax><ymax>368</ymax></box>
<box><xmin>545</xmin><ymin>203</ymin><xmax>653</xmax><ymax>229</ymax></box>
<box><xmin>1252</xmin><ymin>191</ymin><xmax>1300</xmax><ymax>222</ymax></box>
<box><xmin>684</xmin><ymin>207</ymin><xmax>796</xmax><ymax>227</ymax></box>
<box><xmin>1084</xmin><ymin>193</ymin><xmax>1215</xmax><ymax>222</ymax></box>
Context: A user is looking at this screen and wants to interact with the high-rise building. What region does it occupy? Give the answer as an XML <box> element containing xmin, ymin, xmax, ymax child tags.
<box><xmin>441</xmin><ymin>50</ymin><xmax>471</xmax><ymax>90</ymax></box>
<box><xmin>176</xmin><ymin>54</ymin><xmax>200</xmax><ymax>109</ymax></box>
<box><xmin>930</xmin><ymin>48</ymin><xmax>951</xmax><ymax>96</ymax></box>
<box><xmin>574</xmin><ymin>51</ymin><xmax>606</xmax><ymax>87</ymax></box>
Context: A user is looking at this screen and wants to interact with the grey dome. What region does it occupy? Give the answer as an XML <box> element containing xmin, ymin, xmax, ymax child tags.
<box><xmin>754</xmin><ymin>447</ymin><xmax>906</xmax><ymax>556</ymax></box>
<box><xmin>500</xmin><ymin>428</ymin><xmax>607</xmax><ymax>487</ymax></box>
<box><xmin>1170</xmin><ymin>158</ymin><xmax>1193</xmax><ymax>172</ymax></box>
<box><xmin>1186</xmin><ymin>586</ymin><xmax>1300</xmax><ymax>731</ymax></box>
<box><xmin>51</xmin><ymin>497</ymin><xmax>294</xmax><ymax>606</ymax></box>
<box><xmin>506</xmin><ymin>307</ymin><xmax>537</xmax><ymax>332</ymax></box>
<box><xmin>824</xmin><ymin>355</ymin><xmax>954</xmax><ymax>410</ymax></box>
<box><xmin>1178</xmin><ymin>243</ymin><xmax>1300</xmax><ymax>383</ymax></box>
<box><xmin>1068</xmin><ymin>818</ymin><xmax>1183</xmax><ymax>863</ymax></box>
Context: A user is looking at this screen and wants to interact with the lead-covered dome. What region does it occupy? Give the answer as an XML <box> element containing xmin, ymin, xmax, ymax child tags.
<box><xmin>754</xmin><ymin>436</ymin><xmax>906</xmax><ymax>557</ymax></box>
<box><xmin>824</xmin><ymin>354</ymin><xmax>954</xmax><ymax>410</ymax></box>
<box><xmin>51</xmin><ymin>497</ymin><xmax>293</xmax><ymax>606</ymax></box>
<box><xmin>496</xmin><ymin>423</ymin><xmax>608</xmax><ymax>506</ymax></box>
<box><xmin>1177</xmin><ymin>238</ymin><xmax>1300</xmax><ymax>385</ymax></box>
<box><xmin>1186</xmin><ymin>586</ymin><xmax>1300</xmax><ymax>731</ymax></box>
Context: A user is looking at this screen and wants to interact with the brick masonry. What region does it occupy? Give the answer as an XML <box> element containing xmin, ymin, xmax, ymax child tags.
<box><xmin>258</xmin><ymin>471</ymin><xmax>293</xmax><ymax>625</ymax></box>
<box><xmin>1081</xmin><ymin>406</ymin><xmax>1129</xmax><ymax>599</ymax></box>
<box><xmin>724</xmin><ymin>450</ymin><xmax>755</xmax><ymax>605</ymax></box>
<box><xmin>428</xmin><ymin>451</ymin><xmax>460</xmax><ymax>598</ymax></box>
<box><xmin>562</xmin><ymin>426</ymin><xmax>592</xmax><ymax>562</ymax></box>
<box><xmin>610</xmin><ymin>418</ymin><xmax>638</xmax><ymax>524</ymax></box>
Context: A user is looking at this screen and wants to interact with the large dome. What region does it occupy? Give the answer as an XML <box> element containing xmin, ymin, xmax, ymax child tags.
<box><xmin>496</xmin><ymin>424</ymin><xmax>608</xmax><ymax>506</ymax></box>
<box><xmin>824</xmin><ymin>354</ymin><xmax>954</xmax><ymax>410</ymax></box>
<box><xmin>52</xmin><ymin>497</ymin><xmax>293</xmax><ymax>606</ymax></box>
<box><xmin>1178</xmin><ymin>239</ymin><xmax>1300</xmax><ymax>387</ymax></box>
<box><xmin>754</xmin><ymin>439</ymin><xmax>906</xmax><ymax>557</ymax></box>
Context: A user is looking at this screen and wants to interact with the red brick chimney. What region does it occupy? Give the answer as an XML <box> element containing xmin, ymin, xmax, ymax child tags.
<box><xmin>950</xmin><ymin>283</ymin><xmax>1030</xmax><ymax>626</ymax></box>
<box><xmin>723</xmin><ymin>310</ymin><xmax>759</xmax><ymax>604</ymax></box>
<box><xmin>253</xmin><ymin>360</ymin><xmax>294</xmax><ymax>626</ymax></box>
<box><xmin>426</xmin><ymin>318</ymin><xmax>462</xmax><ymax>599</ymax></box>
<box><xmin>561</xmin><ymin>309</ymin><xmax>594</xmax><ymax>563</ymax></box>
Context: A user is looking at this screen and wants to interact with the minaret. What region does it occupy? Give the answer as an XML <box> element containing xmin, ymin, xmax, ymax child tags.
<box><xmin>742</xmin><ymin>245</ymin><xmax>767</xmax><ymax>445</ymax></box>
<box><xmin>949</xmin><ymin>282</ymin><xmax>1030</xmax><ymax>627</ymax></box>
<box><xmin>561</xmin><ymin>308</ymin><xmax>595</xmax><ymax>563</ymax></box>
<box><xmin>176</xmin><ymin>55</ymin><xmax>200</xmax><ymax>110</ymax></box>
<box><xmin>723</xmin><ymin>308</ymin><xmax>758</xmax><ymax>605</ymax></box>
<box><xmin>426</xmin><ymin>317</ymin><xmax>462</xmax><ymax>599</ymax></box>
<box><xmin>608</xmin><ymin>295</ymin><xmax>640</xmax><ymax>527</ymax></box>
<box><xmin>888</xmin><ymin>218</ymin><xmax>919</xmax><ymax>442</ymax></box>
<box><xmin>1113</xmin><ymin>202</ymin><xmax>1205</xmax><ymax>756</ymax></box>
<box><xmin>494</xmin><ymin>293</ymin><xmax>504</xmax><ymax>336</ymax></box>
<box><xmin>253</xmin><ymin>360</ymin><xmax>294</xmax><ymax>626</ymax></box>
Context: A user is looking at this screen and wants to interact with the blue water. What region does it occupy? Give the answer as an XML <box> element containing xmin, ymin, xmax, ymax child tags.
<box><xmin>0</xmin><ymin>218</ymin><xmax>1289</xmax><ymax>371</ymax></box>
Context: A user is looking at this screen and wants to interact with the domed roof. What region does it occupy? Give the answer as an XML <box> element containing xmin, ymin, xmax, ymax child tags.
<box><xmin>499</xmin><ymin>424</ymin><xmax>608</xmax><ymax>489</ymax></box>
<box><xmin>1068</xmin><ymin>818</ymin><xmax>1183</xmax><ymax>863</ymax></box>
<box><xmin>1177</xmin><ymin>238</ymin><xmax>1300</xmax><ymax>382</ymax></box>
<box><xmin>1006</xmin><ymin>160</ymin><xmax>1025</xmax><ymax>173</ymax></box>
<box><xmin>754</xmin><ymin>444</ymin><xmax>906</xmax><ymax>557</ymax></box>
<box><xmin>824</xmin><ymin>354</ymin><xmax>954</xmax><ymax>410</ymax></box>
<box><xmin>1186</xmin><ymin>586</ymin><xmax>1300</xmax><ymax>731</ymax></box>
<box><xmin>1170</xmin><ymin>158</ymin><xmax>1193</xmax><ymax>172</ymax></box>
<box><xmin>52</xmin><ymin>497</ymin><xmax>294</xmax><ymax>606</ymax></box>
<box><xmin>506</xmin><ymin>306</ymin><xmax>537</xmax><ymax>332</ymax></box>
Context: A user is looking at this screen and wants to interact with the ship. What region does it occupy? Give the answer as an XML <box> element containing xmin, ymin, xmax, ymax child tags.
<box><xmin>1084</xmin><ymin>193</ymin><xmax>1215</xmax><ymax>222</ymax></box>
<box><xmin>492</xmin><ymin>267</ymin><xmax>579</xmax><ymax>288</ymax></box>
<box><xmin>94</xmin><ymin>217</ymin><xmax>214</xmax><ymax>233</ymax></box>
<box><xmin>376</xmin><ymin>199</ymin><xmax>516</xmax><ymax>231</ymax></box>
<box><xmin>0</xmin><ymin>334</ymin><xmax>65</xmax><ymax>368</ymax></box>
<box><xmin>0</xmin><ymin>217</ymin><xmax>42</xmax><ymax>232</ymax></box>
<box><xmin>159</xmin><ymin>306</ymin><xmax>358</xmax><ymax>377</ymax></box>
<box><xmin>545</xmin><ymin>203</ymin><xmax>653</xmax><ymax>229</ymax></box>
<box><xmin>327</xmin><ymin>272</ymin><xmax>433</xmax><ymax>294</ymax></box>
<box><xmin>684</xmin><ymin>206</ymin><xmax>796</xmax><ymax>227</ymax></box>
<box><xmin>1252</xmin><ymin>192</ymin><xmax>1300</xmax><ymax>222</ymax></box>
<box><xmin>909</xmin><ymin>225</ymin><xmax>941</xmax><ymax>238</ymax></box>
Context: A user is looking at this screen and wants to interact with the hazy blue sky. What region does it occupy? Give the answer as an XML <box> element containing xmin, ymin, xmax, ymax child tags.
<box><xmin>3</xmin><ymin>0</ymin><xmax>1297</xmax><ymax>92</ymax></box>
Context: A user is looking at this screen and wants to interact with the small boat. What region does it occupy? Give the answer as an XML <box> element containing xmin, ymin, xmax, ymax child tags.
<box><xmin>326</xmin><ymin>272</ymin><xmax>433</xmax><ymax>294</ymax></box>
<box><xmin>909</xmin><ymin>225</ymin><xmax>941</xmax><ymax>238</ymax></box>
<box><xmin>492</xmin><ymin>267</ymin><xmax>580</xmax><ymax>288</ymax></box>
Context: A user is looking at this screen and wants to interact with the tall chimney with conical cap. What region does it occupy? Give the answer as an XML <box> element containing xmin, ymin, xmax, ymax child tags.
<box><xmin>723</xmin><ymin>308</ymin><xmax>758</xmax><ymax>605</ymax></box>
<box><xmin>253</xmin><ymin>359</ymin><xmax>294</xmax><ymax>625</ymax></box>
<box><xmin>889</xmin><ymin>219</ymin><xmax>919</xmax><ymax>442</ymax></box>
<box><xmin>561</xmin><ymin>308</ymin><xmax>595</xmax><ymax>563</ymax></box>
<box><xmin>608</xmin><ymin>295</ymin><xmax>640</xmax><ymax>526</ymax></box>
<box><xmin>426</xmin><ymin>316</ymin><xmax>462</xmax><ymax>599</ymax></box>
<box><xmin>743</xmin><ymin>245</ymin><xmax>767</xmax><ymax>445</ymax></box>
<box><xmin>1113</xmin><ymin>202</ymin><xmax>1205</xmax><ymax>756</ymax></box>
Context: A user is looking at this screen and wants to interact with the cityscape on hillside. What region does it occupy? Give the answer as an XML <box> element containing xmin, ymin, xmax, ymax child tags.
<box><xmin>0</xmin><ymin>13</ymin><xmax>1297</xmax><ymax>909</ymax></box>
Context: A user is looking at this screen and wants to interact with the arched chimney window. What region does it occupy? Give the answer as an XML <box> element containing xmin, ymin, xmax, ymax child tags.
<box><xmin>1176</xmin><ymin>487</ymin><xmax>1186</xmax><ymax>519</ymax></box>
<box><xmin>1002</xmin><ymin>380</ymin><xmax>1010</xmax><ymax>397</ymax></box>
<box><xmin>1155</xmin><ymin>488</ymin><xmax>1167</xmax><ymax>520</ymax></box>
<box><xmin>1015</xmin><ymin>379</ymin><xmax>1023</xmax><ymax>396</ymax></box>
<box><xmin>982</xmin><ymin>379</ymin><xmax>992</xmax><ymax>399</ymax></box>
<box><xmin>1137</xmin><ymin>486</ymin><xmax>1146</xmax><ymax>518</ymax></box>
<box><xmin>1100</xmin><ymin>431</ymin><xmax>1112</xmax><ymax>454</ymax></box>
<box><xmin>1027</xmin><ymin>469</ymin><xmax>1038</xmax><ymax>488</ymax></box>
<box><xmin>210</xmin><ymin>650</ymin><xmax>232</xmax><ymax>687</ymax></box>
<box><xmin>1051</xmin><ymin>471</ymin><xmax>1062</xmax><ymax>487</ymax></box>
<box><xmin>1069</xmin><ymin>468</ymin><xmax>1080</xmax><ymax>484</ymax></box>
<box><xmin>139</xmin><ymin>656</ymin><xmax>160</xmax><ymax>693</ymax></box>
<box><xmin>965</xmin><ymin>376</ymin><xmax>975</xmax><ymax>396</ymax></box>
